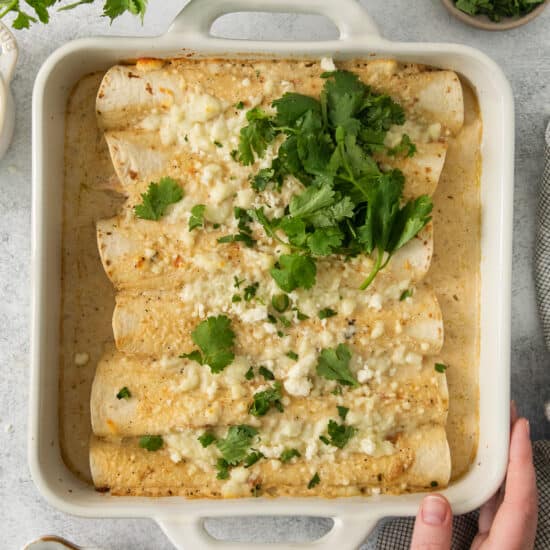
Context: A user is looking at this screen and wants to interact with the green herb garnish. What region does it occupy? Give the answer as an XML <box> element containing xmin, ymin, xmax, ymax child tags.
<box><xmin>337</xmin><ymin>405</ymin><xmax>349</xmax><ymax>420</ymax></box>
<box><xmin>454</xmin><ymin>0</ymin><xmax>544</xmax><ymax>22</ymax></box>
<box><xmin>198</xmin><ymin>431</ymin><xmax>216</xmax><ymax>448</ymax></box>
<box><xmin>316</xmin><ymin>344</ymin><xmax>359</xmax><ymax>387</ymax></box>
<box><xmin>435</xmin><ymin>363</ymin><xmax>448</xmax><ymax>373</ymax></box>
<box><xmin>308</xmin><ymin>473</ymin><xmax>320</xmax><ymax>489</ymax></box>
<box><xmin>286</xmin><ymin>351</ymin><xmax>298</xmax><ymax>361</ymax></box>
<box><xmin>271</xmin><ymin>293</ymin><xmax>290</xmax><ymax>313</ymax></box>
<box><xmin>280</xmin><ymin>448</ymin><xmax>301</xmax><ymax>463</ymax></box>
<box><xmin>134</xmin><ymin>177</ymin><xmax>183</xmax><ymax>221</ymax></box>
<box><xmin>216</xmin><ymin>425</ymin><xmax>258</xmax><ymax>465</ymax></box>
<box><xmin>243</xmin><ymin>450</ymin><xmax>264</xmax><ymax>468</ymax></box>
<box><xmin>243</xmin><ymin>282</ymin><xmax>259</xmax><ymax>301</ymax></box>
<box><xmin>116</xmin><ymin>386</ymin><xmax>131</xmax><ymax>400</ymax></box>
<box><xmin>258</xmin><ymin>366</ymin><xmax>275</xmax><ymax>380</ymax></box>
<box><xmin>249</xmin><ymin>382</ymin><xmax>284</xmax><ymax>416</ymax></box>
<box><xmin>324</xmin><ymin>419</ymin><xmax>357</xmax><ymax>448</ymax></box>
<box><xmin>139</xmin><ymin>435</ymin><xmax>163</xmax><ymax>452</ymax></box>
<box><xmin>318</xmin><ymin>308</ymin><xmax>337</xmax><ymax>320</ymax></box>
<box><xmin>245</xmin><ymin>366</ymin><xmax>255</xmax><ymax>380</ymax></box>
<box><xmin>189</xmin><ymin>204</ymin><xmax>206</xmax><ymax>231</ymax></box>
<box><xmin>400</xmin><ymin>289</ymin><xmax>413</xmax><ymax>301</ymax></box>
<box><xmin>180</xmin><ymin>315</ymin><xmax>235</xmax><ymax>373</ymax></box>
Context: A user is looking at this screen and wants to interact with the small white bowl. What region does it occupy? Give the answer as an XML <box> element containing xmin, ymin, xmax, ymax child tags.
<box><xmin>0</xmin><ymin>22</ymin><xmax>17</xmax><ymax>160</ymax></box>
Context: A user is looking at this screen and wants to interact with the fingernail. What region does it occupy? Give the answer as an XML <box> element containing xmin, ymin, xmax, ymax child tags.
<box><xmin>421</xmin><ymin>495</ymin><xmax>448</xmax><ymax>526</ymax></box>
<box><xmin>525</xmin><ymin>419</ymin><xmax>530</xmax><ymax>438</ymax></box>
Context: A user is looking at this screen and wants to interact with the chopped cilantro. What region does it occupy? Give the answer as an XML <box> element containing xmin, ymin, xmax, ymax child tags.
<box><xmin>435</xmin><ymin>363</ymin><xmax>448</xmax><ymax>373</ymax></box>
<box><xmin>243</xmin><ymin>450</ymin><xmax>264</xmax><ymax>468</ymax></box>
<box><xmin>243</xmin><ymin>282</ymin><xmax>259</xmax><ymax>301</ymax></box>
<box><xmin>216</xmin><ymin>458</ymin><xmax>230</xmax><ymax>480</ymax></box>
<box><xmin>134</xmin><ymin>177</ymin><xmax>183</xmax><ymax>221</ymax></box>
<box><xmin>318</xmin><ymin>308</ymin><xmax>337</xmax><ymax>320</ymax></box>
<box><xmin>232</xmin><ymin>294</ymin><xmax>242</xmax><ymax>303</ymax></box>
<box><xmin>198</xmin><ymin>431</ymin><xmax>216</xmax><ymax>448</ymax></box>
<box><xmin>277</xmin><ymin>330</ymin><xmax>284</xmax><ymax>337</ymax></box>
<box><xmin>430</xmin><ymin>480</ymin><xmax>439</xmax><ymax>488</ymax></box>
<box><xmin>454</xmin><ymin>0</ymin><xmax>544</xmax><ymax>21</ymax></box>
<box><xmin>235</xmin><ymin>101</ymin><xmax>245</xmax><ymax>110</ymax></box>
<box><xmin>179</xmin><ymin>315</ymin><xmax>235</xmax><ymax>373</ymax></box>
<box><xmin>234</xmin><ymin>276</ymin><xmax>245</xmax><ymax>288</ymax></box>
<box><xmin>323</xmin><ymin>420</ymin><xmax>357</xmax><ymax>448</ymax></box>
<box><xmin>258</xmin><ymin>366</ymin><xmax>275</xmax><ymax>380</ymax></box>
<box><xmin>189</xmin><ymin>204</ymin><xmax>206</xmax><ymax>231</ymax></box>
<box><xmin>308</xmin><ymin>473</ymin><xmax>320</xmax><ymax>489</ymax></box>
<box><xmin>249</xmin><ymin>382</ymin><xmax>284</xmax><ymax>416</ymax></box>
<box><xmin>213</xmin><ymin>140</ymin><xmax>223</xmax><ymax>148</ymax></box>
<box><xmin>216</xmin><ymin>425</ymin><xmax>258</xmax><ymax>465</ymax></box>
<box><xmin>267</xmin><ymin>314</ymin><xmax>278</xmax><ymax>324</ymax></box>
<box><xmin>286</xmin><ymin>351</ymin><xmax>298</xmax><ymax>361</ymax></box>
<box><xmin>245</xmin><ymin>366</ymin><xmax>255</xmax><ymax>380</ymax></box>
<box><xmin>278</xmin><ymin>315</ymin><xmax>291</xmax><ymax>328</ymax></box>
<box><xmin>218</xmin><ymin>207</ymin><xmax>256</xmax><ymax>248</ymax></box>
<box><xmin>280</xmin><ymin>448</ymin><xmax>301</xmax><ymax>463</ymax></box>
<box><xmin>139</xmin><ymin>435</ymin><xmax>163</xmax><ymax>452</ymax></box>
<box><xmin>319</xmin><ymin>435</ymin><xmax>330</xmax><ymax>445</ymax></box>
<box><xmin>295</xmin><ymin>309</ymin><xmax>309</xmax><ymax>321</ymax></box>
<box><xmin>400</xmin><ymin>289</ymin><xmax>413</xmax><ymax>301</ymax></box>
<box><xmin>316</xmin><ymin>344</ymin><xmax>359</xmax><ymax>387</ymax></box>
<box><xmin>337</xmin><ymin>405</ymin><xmax>349</xmax><ymax>420</ymax></box>
<box><xmin>116</xmin><ymin>386</ymin><xmax>131</xmax><ymax>400</ymax></box>
<box><xmin>271</xmin><ymin>293</ymin><xmax>290</xmax><ymax>313</ymax></box>
<box><xmin>230</xmin><ymin>149</ymin><xmax>239</xmax><ymax>161</ymax></box>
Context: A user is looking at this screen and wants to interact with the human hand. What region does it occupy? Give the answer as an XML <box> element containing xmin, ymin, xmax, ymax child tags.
<box><xmin>410</xmin><ymin>404</ymin><xmax>538</xmax><ymax>549</ymax></box>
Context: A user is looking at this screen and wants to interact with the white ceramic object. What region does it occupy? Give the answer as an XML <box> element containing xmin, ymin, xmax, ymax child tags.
<box><xmin>0</xmin><ymin>21</ymin><xmax>17</xmax><ymax>159</ymax></box>
<box><xmin>29</xmin><ymin>1</ymin><xmax>514</xmax><ymax>549</ymax></box>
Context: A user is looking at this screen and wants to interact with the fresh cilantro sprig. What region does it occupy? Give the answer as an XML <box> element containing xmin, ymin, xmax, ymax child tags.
<box><xmin>454</xmin><ymin>0</ymin><xmax>544</xmax><ymax>22</ymax></box>
<box><xmin>316</xmin><ymin>343</ymin><xmax>359</xmax><ymax>387</ymax></box>
<box><xmin>237</xmin><ymin>70</ymin><xmax>431</xmax><ymax>290</ymax></box>
<box><xmin>180</xmin><ymin>315</ymin><xmax>236</xmax><ymax>373</ymax></box>
<box><xmin>216</xmin><ymin>425</ymin><xmax>258</xmax><ymax>466</ymax></box>
<box><xmin>134</xmin><ymin>177</ymin><xmax>183</xmax><ymax>221</ymax></box>
<box><xmin>320</xmin><ymin>419</ymin><xmax>357</xmax><ymax>449</ymax></box>
<box><xmin>0</xmin><ymin>0</ymin><xmax>148</xmax><ymax>30</ymax></box>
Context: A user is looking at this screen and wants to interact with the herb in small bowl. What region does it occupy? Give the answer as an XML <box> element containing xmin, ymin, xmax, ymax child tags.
<box><xmin>442</xmin><ymin>0</ymin><xmax>547</xmax><ymax>30</ymax></box>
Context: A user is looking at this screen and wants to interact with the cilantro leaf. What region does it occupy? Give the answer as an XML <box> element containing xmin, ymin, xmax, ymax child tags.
<box><xmin>324</xmin><ymin>419</ymin><xmax>357</xmax><ymax>448</ymax></box>
<box><xmin>243</xmin><ymin>450</ymin><xmax>264</xmax><ymax>468</ymax></box>
<box><xmin>272</xmin><ymin>92</ymin><xmax>322</xmax><ymax>127</ymax></box>
<box><xmin>258</xmin><ymin>366</ymin><xmax>275</xmax><ymax>380</ymax></box>
<box><xmin>400</xmin><ymin>289</ymin><xmax>413</xmax><ymax>301</ymax></box>
<box><xmin>216</xmin><ymin>425</ymin><xmax>258</xmax><ymax>465</ymax></box>
<box><xmin>238</xmin><ymin>108</ymin><xmax>277</xmax><ymax>165</ymax></box>
<box><xmin>116</xmin><ymin>386</ymin><xmax>131</xmax><ymax>399</ymax></box>
<box><xmin>316</xmin><ymin>344</ymin><xmax>359</xmax><ymax>387</ymax></box>
<box><xmin>134</xmin><ymin>177</ymin><xmax>183</xmax><ymax>221</ymax></box>
<box><xmin>216</xmin><ymin>458</ymin><xmax>230</xmax><ymax>479</ymax></box>
<box><xmin>271</xmin><ymin>293</ymin><xmax>290</xmax><ymax>313</ymax></box>
<box><xmin>139</xmin><ymin>435</ymin><xmax>163</xmax><ymax>452</ymax></box>
<box><xmin>337</xmin><ymin>406</ymin><xmax>349</xmax><ymax>420</ymax></box>
<box><xmin>181</xmin><ymin>315</ymin><xmax>235</xmax><ymax>373</ymax></box>
<box><xmin>245</xmin><ymin>366</ymin><xmax>255</xmax><ymax>380</ymax></box>
<box><xmin>189</xmin><ymin>204</ymin><xmax>206</xmax><ymax>231</ymax></box>
<box><xmin>104</xmin><ymin>0</ymin><xmax>148</xmax><ymax>22</ymax></box>
<box><xmin>387</xmin><ymin>134</ymin><xmax>416</xmax><ymax>158</ymax></box>
<box><xmin>318</xmin><ymin>308</ymin><xmax>337</xmax><ymax>320</ymax></box>
<box><xmin>252</xmin><ymin>168</ymin><xmax>276</xmax><ymax>192</ymax></box>
<box><xmin>454</xmin><ymin>0</ymin><xmax>543</xmax><ymax>21</ymax></box>
<box><xmin>270</xmin><ymin>254</ymin><xmax>316</xmax><ymax>292</ymax></box>
<box><xmin>280</xmin><ymin>448</ymin><xmax>301</xmax><ymax>463</ymax></box>
<box><xmin>308</xmin><ymin>473</ymin><xmax>320</xmax><ymax>489</ymax></box>
<box><xmin>435</xmin><ymin>363</ymin><xmax>448</xmax><ymax>373</ymax></box>
<box><xmin>243</xmin><ymin>282</ymin><xmax>259</xmax><ymax>302</ymax></box>
<box><xmin>198</xmin><ymin>431</ymin><xmax>216</xmax><ymax>448</ymax></box>
<box><xmin>249</xmin><ymin>382</ymin><xmax>284</xmax><ymax>417</ymax></box>
<box><xmin>307</xmin><ymin>227</ymin><xmax>344</xmax><ymax>256</ymax></box>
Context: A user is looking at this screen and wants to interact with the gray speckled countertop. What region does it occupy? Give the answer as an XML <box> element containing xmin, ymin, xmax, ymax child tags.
<box><xmin>1</xmin><ymin>1</ymin><xmax>549</xmax><ymax>548</ymax></box>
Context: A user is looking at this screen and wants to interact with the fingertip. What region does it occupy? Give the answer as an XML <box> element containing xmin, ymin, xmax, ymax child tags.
<box><xmin>421</xmin><ymin>494</ymin><xmax>451</xmax><ymax>526</ymax></box>
<box><xmin>509</xmin><ymin>417</ymin><xmax>532</xmax><ymax>464</ymax></box>
<box><xmin>510</xmin><ymin>400</ymin><xmax>518</xmax><ymax>425</ymax></box>
<box><xmin>411</xmin><ymin>494</ymin><xmax>452</xmax><ymax>550</ymax></box>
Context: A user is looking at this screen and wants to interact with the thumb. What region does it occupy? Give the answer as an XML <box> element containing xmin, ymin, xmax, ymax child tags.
<box><xmin>410</xmin><ymin>494</ymin><xmax>452</xmax><ymax>550</ymax></box>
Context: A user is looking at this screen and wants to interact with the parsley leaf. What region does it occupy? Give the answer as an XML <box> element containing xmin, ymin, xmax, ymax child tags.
<box><xmin>454</xmin><ymin>0</ymin><xmax>544</xmax><ymax>21</ymax></box>
<box><xmin>308</xmin><ymin>473</ymin><xmax>320</xmax><ymax>489</ymax></box>
<box><xmin>139</xmin><ymin>435</ymin><xmax>163</xmax><ymax>452</ymax></box>
<box><xmin>286</xmin><ymin>351</ymin><xmax>298</xmax><ymax>361</ymax></box>
<box><xmin>198</xmin><ymin>431</ymin><xmax>216</xmax><ymax>448</ymax></box>
<box><xmin>280</xmin><ymin>448</ymin><xmax>301</xmax><ymax>463</ymax></box>
<box><xmin>104</xmin><ymin>0</ymin><xmax>148</xmax><ymax>22</ymax></box>
<box><xmin>249</xmin><ymin>382</ymin><xmax>284</xmax><ymax>417</ymax></box>
<box><xmin>134</xmin><ymin>177</ymin><xmax>183</xmax><ymax>221</ymax></box>
<box><xmin>245</xmin><ymin>366</ymin><xmax>255</xmax><ymax>380</ymax></box>
<box><xmin>400</xmin><ymin>289</ymin><xmax>413</xmax><ymax>301</ymax></box>
<box><xmin>216</xmin><ymin>425</ymin><xmax>258</xmax><ymax>465</ymax></box>
<box><xmin>116</xmin><ymin>386</ymin><xmax>131</xmax><ymax>399</ymax></box>
<box><xmin>316</xmin><ymin>344</ymin><xmax>359</xmax><ymax>387</ymax></box>
<box><xmin>180</xmin><ymin>315</ymin><xmax>235</xmax><ymax>373</ymax></box>
<box><xmin>270</xmin><ymin>254</ymin><xmax>317</xmax><ymax>292</ymax></box>
<box><xmin>189</xmin><ymin>204</ymin><xmax>206</xmax><ymax>231</ymax></box>
<box><xmin>272</xmin><ymin>92</ymin><xmax>322</xmax><ymax>127</ymax></box>
<box><xmin>243</xmin><ymin>282</ymin><xmax>259</xmax><ymax>301</ymax></box>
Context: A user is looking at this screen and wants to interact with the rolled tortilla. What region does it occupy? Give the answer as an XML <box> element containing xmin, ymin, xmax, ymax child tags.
<box><xmin>112</xmin><ymin>284</ymin><xmax>444</xmax><ymax>356</ymax></box>
<box><xmin>89</xmin><ymin>424</ymin><xmax>451</xmax><ymax>497</ymax></box>
<box><xmin>96</xmin><ymin>217</ymin><xmax>434</xmax><ymax>292</ymax></box>
<box><xmin>91</xmin><ymin>348</ymin><xmax>448</xmax><ymax>436</ymax></box>
<box><xmin>104</xmin><ymin>131</ymin><xmax>447</xmax><ymax>202</ymax></box>
<box><xmin>96</xmin><ymin>59</ymin><xmax>463</xmax><ymax>137</ymax></box>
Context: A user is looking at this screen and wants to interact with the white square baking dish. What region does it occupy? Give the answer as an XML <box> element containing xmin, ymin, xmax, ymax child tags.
<box><xmin>29</xmin><ymin>1</ymin><xmax>514</xmax><ymax>548</ymax></box>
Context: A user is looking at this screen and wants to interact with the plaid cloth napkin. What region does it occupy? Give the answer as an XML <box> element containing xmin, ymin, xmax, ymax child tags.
<box><xmin>364</xmin><ymin>441</ymin><xmax>549</xmax><ymax>549</ymax></box>
<box><xmin>535</xmin><ymin>122</ymin><xmax>550</xmax><ymax>349</ymax></box>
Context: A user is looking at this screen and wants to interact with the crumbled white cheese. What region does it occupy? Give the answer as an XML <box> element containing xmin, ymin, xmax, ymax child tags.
<box><xmin>371</xmin><ymin>321</ymin><xmax>385</xmax><ymax>339</ymax></box>
<box><xmin>320</xmin><ymin>57</ymin><xmax>336</xmax><ymax>71</ymax></box>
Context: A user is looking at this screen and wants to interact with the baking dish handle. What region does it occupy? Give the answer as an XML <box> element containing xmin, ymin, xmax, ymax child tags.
<box><xmin>157</xmin><ymin>515</ymin><xmax>379</xmax><ymax>550</ymax></box>
<box><xmin>167</xmin><ymin>0</ymin><xmax>380</xmax><ymax>41</ymax></box>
